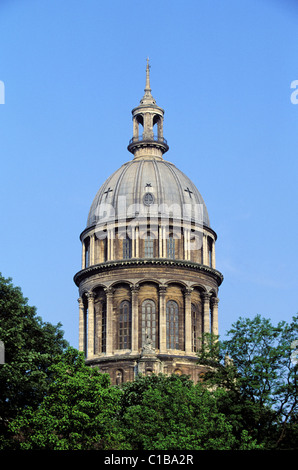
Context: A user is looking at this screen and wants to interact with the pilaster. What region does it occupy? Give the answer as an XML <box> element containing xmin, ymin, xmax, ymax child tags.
<box><xmin>87</xmin><ymin>292</ymin><xmax>95</xmax><ymax>358</ymax></box>
<box><xmin>184</xmin><ymin>287</ymin><xmax>193</xmax><ymax>354</ymax></box>
<box><xmin>105</xmin><ymin>287</ymin><xmax>114</xmax><ymax>355</ymax></box>
<box><xmin>131</xmin><ymin>284</ymin><xmax>140</xmax><ymax>353</ymax></box>
<box><xmin>78</xmin><ymin>297</ymin><xmax>85</xmax><ymax>354</ymax></box>
<box><xmin>159</xmin><ymin>286</ymin><xmax>167</xmax><ymax>353</ymax></box>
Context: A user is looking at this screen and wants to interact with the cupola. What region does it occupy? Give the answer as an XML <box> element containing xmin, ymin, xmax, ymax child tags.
<box><xmin>127</xmin><ymin>58</ymin><xmax>169</xmax><ymax>159</ymax></box>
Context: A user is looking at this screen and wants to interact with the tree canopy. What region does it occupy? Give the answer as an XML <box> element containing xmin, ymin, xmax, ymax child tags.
<box><xmin>0</xmin><ymin>273</ymin><xmax>68</xmax><ymax>447</ymax></box>
<box><xmin>197</xmin><ymin>315</ymin><xmax>298</xmax><ymax>449</ymax></box>
<box><xmin>9</xmin><ymin>350</ymin><xmax>261</xmax><ymax>450</ymax></box>
<box><xmin>1</xmin><ymin>272</ymin><xmax>298</xmax><ymax>450</ymax></box>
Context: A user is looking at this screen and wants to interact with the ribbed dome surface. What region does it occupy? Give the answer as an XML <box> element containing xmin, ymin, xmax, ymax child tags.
<box><xmin>87</xmin><ymin>158</ymin><xmax>210</xmax><ymax>228</ymax></box>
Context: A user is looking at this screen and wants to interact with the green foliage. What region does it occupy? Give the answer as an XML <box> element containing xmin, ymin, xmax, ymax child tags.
<box><xmin>197</xmin><ymin>315</ymin><xmax>298</xmax><ymax>449</ymax></box>
<box><xmin>9</xmin><ymin>348</ymin><xmax>127</xmax><ymax>450</ymax></box>
<box><xmin>10</xmin><ymin>366</ymin><xmax>260</xmax><ymax>450</ymax></box>
<box><xmin>0</xmin><ymin>273</ymin><xmax>68</xmax><ymax>447</ymax></box>
<box><xmin>2</xmin><ymin>272</ymin><xmax>297</xmax><ymax>450</ymax></box>
<box><xmin>118</xmin><ymin>374</ymin><xmax>261</xmax><ymax>450</ymax></box>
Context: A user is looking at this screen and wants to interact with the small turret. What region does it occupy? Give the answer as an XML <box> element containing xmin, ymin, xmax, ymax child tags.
<box><xmin>127</xmin><ymin>59</ymin><xmax>169</xmax><ymax>159</ymax></box>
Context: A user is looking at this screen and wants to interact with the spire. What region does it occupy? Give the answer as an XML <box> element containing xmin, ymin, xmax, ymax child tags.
<box><xmin>140</xmin><ymin>57</ymin><xmax>156</xmax><ymax>105</ymax></box>
<box><xmin>145</xmin><ymin>57</ymin><xmax>151</xmax><ymax>93</ymax></box>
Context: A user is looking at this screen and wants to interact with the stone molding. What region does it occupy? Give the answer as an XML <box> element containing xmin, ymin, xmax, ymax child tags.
<box><xmin>74</xmin><ymin>258</ymin><xmax>224</xmax><ymax>286</ymax></box>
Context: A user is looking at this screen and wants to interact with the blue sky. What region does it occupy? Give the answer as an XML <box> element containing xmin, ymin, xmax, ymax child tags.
<box><xmin>0</xmin><ymin>0</ymin><xmax>297</xmax><ymax>348</ymax></box>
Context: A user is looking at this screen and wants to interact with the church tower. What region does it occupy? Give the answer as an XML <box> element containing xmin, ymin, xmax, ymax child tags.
<box><xmin>74</xmin><ymin>60</ymin><xmax>223</xmax><ymax>385</ymax></box>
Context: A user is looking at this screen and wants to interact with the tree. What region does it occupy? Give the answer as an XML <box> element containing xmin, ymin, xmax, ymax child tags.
<box><xmin>9</xmin><ymin>348</ymin><xmax>127</xmax><ymax>450</ymax></box>
<box><xmin>0</xmin><ymin>273</ymin><xmax>68</xmax><ymax>448</ymax></box>
<box><xmin>197</xmin><ymin>315</ymin><xmax>298</xmax><ymax>449</ymax></box>
<box><xmin>118</xmin><ymin>373</ymin><xmax>261</xmax><ymax>450</ymax></box>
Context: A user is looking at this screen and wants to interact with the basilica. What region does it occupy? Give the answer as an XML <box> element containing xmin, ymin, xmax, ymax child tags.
<box><xmin>73</xmin><ymin>60</ymin><xmax>223</xmax><ymax>385</ymax></box>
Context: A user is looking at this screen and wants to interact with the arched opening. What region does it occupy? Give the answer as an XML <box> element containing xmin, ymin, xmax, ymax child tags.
<box><xmin>84</xmin><ymin>237</ymin><xmax>90</xmax><ymax>268</ymax></box>
<box><xmin>101</xmin><ymin>300</ymin><xmax>107</xmax><ymax>353</ymax></box>
<box><xmin>208</xmin><ymin>237</ymin><xmax>212</xmax><ymax>267</ymax></box>
<box><xmin>133</xmin><ymin>115</ymin><xmax>144</xmax><ymax>141</ymax></box>
<box><xmin>191</xmin><ymin>303</ymin><xmax>200</xmax><ymax>352</ymax></box>
<box><xmin>153</xmin><ymin>114</ymin><xmax>163</xmax><ymax>140</ymax></box>
<box><xmin>115</xmin><ymin>369</ymin><xmax>124</xmax><ymax>385</ymax></box>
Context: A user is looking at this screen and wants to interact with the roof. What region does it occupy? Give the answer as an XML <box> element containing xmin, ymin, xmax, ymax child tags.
<box><xmin>86</xmin><ymin>157</ymin><xmax>210</xmax><ymax>229</ymax></box>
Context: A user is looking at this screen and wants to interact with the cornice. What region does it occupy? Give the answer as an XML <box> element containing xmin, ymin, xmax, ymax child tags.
<box><xmin>73</xmin><ymin>258</ymin><xmax>224</xmax><ymax>287</ymax></box>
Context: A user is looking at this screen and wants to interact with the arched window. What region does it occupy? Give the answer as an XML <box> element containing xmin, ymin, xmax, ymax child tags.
<box><xmin>191</xmin><ymin>303</ymin><xmax>198</xmax><ymax>352</ymax></box>
<box><xmin>167</xmin><ymin>235</ymin><xmax>175</xmax><ymax>259</ymax></box>
<box><xmin>84</xmin><ymin>237</ymin><xmax>90</xmax><ymax>267</ymax></box>
<box><xmin>101</xmin><ymin>301</ymin><xmax>106</xmax><ymax>353</ymax></box>
<box><xmin>208</xmin><ymin>237</ymin><xmax>212</xmax><ymax>267</ymax></box>
<box><xmin>166</xmin><ymin>300</ymin><xmax>179</xmax><ymax>349</ymax></box>
<box><xmin>119</xmin><ymin>300</ymin><xmax>131</xmax><ymax>349</ymax></box>
<box><xmin>142</xmin><ymin>300</ymin><xmax>157</xmax><ymax>348</ymax></box>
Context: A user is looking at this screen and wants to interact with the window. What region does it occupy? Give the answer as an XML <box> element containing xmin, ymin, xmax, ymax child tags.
<box><xmin>119</xmin><ymin>301</ymin><xmax>131</xmax><ymax>349</ymax></box>
<box><xmin>142</xmin><ymin>300</ymin><xmax>157</xmax><ymax>348</ymax></box>
<box><xmin>166</xmin><ymin>300</ymin><xmax>179</xmax><ymax>349</ymax></box>
<box><xmin>123</xmin><ymin>238</ymin><xmax>132</xmax><ymax>259</ymax></box>
<box><xmin>84</xmin><ymin>238</ymin><xmax>90</xmax><ymax>267</ymax></box>
<box><xmin>145</xmin><ymin>236</ymin><xmax>154</xmax><ymax>258</ymax></box>
<box><xmin>101</xmin><ymin>301</ymin><xmax>106</xmax><ymax>353</ymax></box>
<box><xmin>208</xmin><ymin>237</ymin><xmax>212</xmax><ymax>267</ymax></box>
<box><xmin>167</xmin><ymin>235</ymin><xmax>175</xmax><ymax>259</ymax></box>
<box><xmin>191</xmin><ymin>304</ymin><xmax>197</xmax><ymax>352</ymax></box>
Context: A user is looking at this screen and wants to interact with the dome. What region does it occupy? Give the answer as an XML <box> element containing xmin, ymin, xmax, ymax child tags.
<box><xmin>87</xmin><ymin>158</ymin><xmax>210</xmax><ymax>229</ymax></box>
<box><xmin>74</xmin><ymin>61</ymin><xmax>223</xmax><ymax>386</ymax></box>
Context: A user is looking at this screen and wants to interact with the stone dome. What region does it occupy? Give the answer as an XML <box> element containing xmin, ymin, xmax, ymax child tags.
<box><xmin>86</xmin><ymin>157</ymin><xmax>210</xmax><ymax>229</ymax></box>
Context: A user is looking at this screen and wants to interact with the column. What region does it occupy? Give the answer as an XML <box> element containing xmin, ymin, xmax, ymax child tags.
<box><xmin>159</xmin><ymin>286</ymin><xmax>167</xmax><ymax>352</ymax></box>
<box><xmin>90</xmin><ymin>233</ymin><xmax>95</xmax><ymax>265</ymax></box>
<box><xmin>131</xmin><ymin>285</ymin><xmax>139</xmax><ymax>353</ymax></box>
<box><xmin>162</xmin><ymin>226</ymin><xmax>166</xmax><ymax>258</ymax></box>
<box><xmin>87</xmin><ymin>292</ymin><xmax>95</xmax><ymax>358</ymax></box>
<box><xmin>203</xmin><ymin>234</ymin><xmax>208</xmax><ymax>266</ymax></box>
<box><xmin>95</xmin><ymin>301</ymin><xmax>102</xmax><ymax>355</ymax></box>
<box><xmin>105</xmin><ymin>287</ymin><xmax>114</xmax><ymax>355</ymax></box>
<box><xmin>184</xmin><ymin>228</ymin><xmax>191</xmax><ymax>261</ymax></box>
<box><xmin>202</xmin><ymin>292</ymin><xmax>211</xmax><ymax>335</ymax></box>
<box><xmin>133</xmin><ymin>116</ymin><xmax>139</xmax><ymax>140</ymax></box>
<box><xmin>78</xmin><ymin>297</ymin><xmax>85</xmax><ymax>354</ymax></box>
<box><xmin>107</xmin><ymin>228</ymin><xmax>114</xmax><ymax>261</ymax></box>
<box><xmin>184</xmin><ymin>287</ymin><xmax>193</xmax><ymax>354</ymax></box>
<box><xmin>135</xmin><ymin>226</ymin><xmax>139</xmax><ymax>258</ymax></box>
<box><xmin>131</xmin><ymin>226</ymin><xmax>136</xmax><ymax>258</ymax></box>
<box><xmin>157</xmin><ymin>116</ymin><xmax>163</xmax><ymax>140</ymax></box>
<box><xmin>211</xmin><ymin>297</ymin><xmax>219</xmax><ymax>336</ymax></box>
<box><xmin>159</xmin><ymin>225</ymin><xmax>162</xmax><ymax>257</ymax></box>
